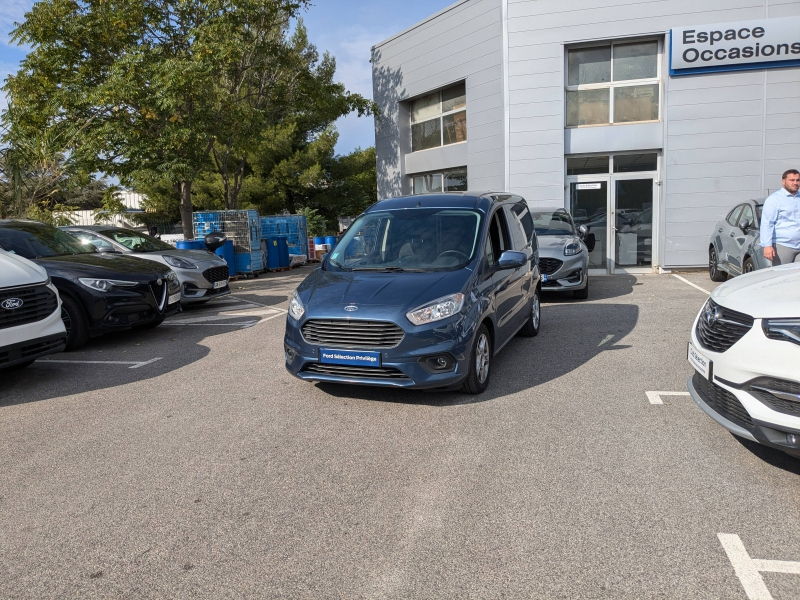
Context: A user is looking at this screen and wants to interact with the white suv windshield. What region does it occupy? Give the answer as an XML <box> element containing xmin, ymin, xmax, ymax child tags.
<box><xmin>330</xmin><ymin>208</ymin><xmax>482</xmax><ymax>271</ymax></box>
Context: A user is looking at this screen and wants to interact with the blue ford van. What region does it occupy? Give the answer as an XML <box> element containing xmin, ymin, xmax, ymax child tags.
<box><xmin>284</xmin><ymin>193</ymin><xmax>542</xmax><ymax>394</ymax></box>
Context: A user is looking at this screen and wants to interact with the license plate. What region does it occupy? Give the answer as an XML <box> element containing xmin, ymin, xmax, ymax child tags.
<box><xmin>213</xmin><ymin>279</ymin><xmax>227</xmax><ymax>289</ymax></box>
<box><xmin>542</xmin><ymin>273</ymin><xmax>549</xmax><ymax>282</ymax></box>
<box><xmin>168</xmin><ymin>293</ymin><xmax>181</xmax><ymax>305</ymax></box>
<box><xmin>688</xmin><ymin>342</ymin><xmax>712</xmax><ymax>380</ymax></box>
<box><xmin>319</xmin><ymin>348</ymin><xmax>381</xmax><ymax>367</ymax></box>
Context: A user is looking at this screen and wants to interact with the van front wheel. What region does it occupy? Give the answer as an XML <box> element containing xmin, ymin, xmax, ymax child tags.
<box><xmin>462</xmin><ymin>324</ymin><xmax>492</xmax><ymax>395</ymax></box>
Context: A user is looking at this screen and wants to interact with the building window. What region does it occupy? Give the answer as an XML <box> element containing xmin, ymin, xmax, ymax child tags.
<box><xmin>412</xmin><ymin>167</ymin><xmax>468</xmax><ymax>194</ymax></box>
<box><xmin>566</xmin><ymin>41</ymin><xmax>660</xmax><ymax>128</ymax></box>
<box><xmin>566</xmin><ymin>153</ymin><xmax>657</xmax><ymax>174</ymax></box>
<box><xmin>411</xmin><ymin>82</ymin><xmax>466</xmax><ymax>152</ymax></box>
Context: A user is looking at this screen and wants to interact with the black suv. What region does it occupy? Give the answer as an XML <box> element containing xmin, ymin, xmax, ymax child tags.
<box><xmin>0</xmin><ymin>220</ymin><xmax>180</xmax><ymax>349</ymax></box>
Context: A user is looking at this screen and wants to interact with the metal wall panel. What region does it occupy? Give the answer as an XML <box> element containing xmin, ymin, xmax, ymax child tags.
<box><xmin>374</xmin><ymin>0</ymin><xmax>800</xmax><ymax>267</ymax></box>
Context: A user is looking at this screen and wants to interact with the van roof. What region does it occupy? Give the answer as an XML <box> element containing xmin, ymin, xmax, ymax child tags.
<box><xmin>368</xmin><ymin>192</ymin><xmax>517</xmax><ymax>213</ymax></box>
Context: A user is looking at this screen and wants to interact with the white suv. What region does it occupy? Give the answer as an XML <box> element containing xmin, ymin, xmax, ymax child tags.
<box><xmin>687</xmin><ymin>263</ymin><xmax>800</xmax><ymax>458</ymax></box>
<box><xmin>0</xmin><ymin>250</ymin><xmax>67</xmax><ymax>370</ymax></box>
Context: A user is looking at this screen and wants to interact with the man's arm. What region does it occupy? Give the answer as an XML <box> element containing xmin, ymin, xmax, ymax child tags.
<box><xmin>760</xmin><ymin>197</ymin><xmax>778</xmax><ymax>260</ymax></box>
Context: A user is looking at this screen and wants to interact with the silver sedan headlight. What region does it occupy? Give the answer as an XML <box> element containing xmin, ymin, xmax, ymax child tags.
<box><xmin>564</xmin><ymin>240</ymin><xmax>582</xmax><ymax>256</ymax></box>
<box><xmin>163</xmin><ymin>255</ymin><xmax>197</xmax><ymax>269</ymax></box>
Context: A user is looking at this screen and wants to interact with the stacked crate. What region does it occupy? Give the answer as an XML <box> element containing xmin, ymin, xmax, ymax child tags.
<box><xmin>260</xmin><ymin>215</ymin><xmax>308</xmax><ymax>258</ymax></box>
<box><xmin>193</xmin><ymin>210</ymin><xmax>262</xmax><ymax>274</ymax></box>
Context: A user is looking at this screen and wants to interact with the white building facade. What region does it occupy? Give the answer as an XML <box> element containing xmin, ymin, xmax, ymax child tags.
<box><xmin>371</xmin><ymin>0</ymin><xmax>800</xmax><ymax>272</ymax></box>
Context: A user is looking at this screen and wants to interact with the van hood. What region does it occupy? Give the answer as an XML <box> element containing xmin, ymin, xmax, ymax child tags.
<box><xmin>712</xmin><ymin>263</ymin><xmax>800</xmax><ymax>318</ymax></box>
<box><xmin>298</xmin><ymin>267</ymin><xmax>473</xmax><ymax>318</ymax></box>
<box><xmin>0</xmin><ymin>251</ymin><xmax>48</xmax><ymax>287</ymax></box>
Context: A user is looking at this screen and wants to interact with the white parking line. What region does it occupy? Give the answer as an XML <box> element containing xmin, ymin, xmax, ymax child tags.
<box><xmin>38</xmin><ymin>357</ymin><xmax>163</xmax><ymax>369</ymax></box>
<box><xmin>719</xmin><ymin>533</ymin><xmax>800</xmax><ymax>600</ymax></box>
<box><xmin>646</xmin><ymin>391</ymin><xmax>690</xmax><ymax>405</ymax></box>
<box><xmin>162</xmin><ymin>320</ymin><xmax>259</xmax><ymax>329</ymax></box>
<box><xmin>672</xmin><ymin>274</ymin><xmax>711</xmax><ymax>295</ymax></box>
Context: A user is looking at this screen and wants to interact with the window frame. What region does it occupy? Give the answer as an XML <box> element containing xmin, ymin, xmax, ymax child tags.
<box><xmin>565</xmin><ymin>38</ymin><xmax>663</xmax><ymax>128</ymax></box>
<box><xmin>411</xmin><ymin>167</ymin><xmax>468</xmax><ymax>195</ymax></box>
<box><xmin>410</xmin><ymin>82</ymin><xmax>467</xmax><ymax>152</ymax></box>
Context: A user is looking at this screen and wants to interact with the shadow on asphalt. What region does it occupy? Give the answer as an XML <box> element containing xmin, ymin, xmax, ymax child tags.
<box><xmin>0</xmin><ymin>312</ymin><xmax>239</xmax><ymax>407</ymax></box>
<box><xmin>315</xmin><ymin>276</ymin><xmax>639</xmax><ymax>406</ymax></box>
<box><xmin>733</xmin><ymin>436</ymin><xmax>800</xmax><ymax>472</ymax></box>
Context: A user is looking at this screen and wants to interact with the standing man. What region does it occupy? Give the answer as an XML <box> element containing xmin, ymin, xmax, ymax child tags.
<box><xmin>761</xmin><ymin>169</ymin><xmax>800</xmax><ymax>265</ymax></box>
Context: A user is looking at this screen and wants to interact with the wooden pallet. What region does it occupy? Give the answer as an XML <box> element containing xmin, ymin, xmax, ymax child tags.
<box><xmin>264</xmin><ymin>266</ymin><xmax>290</xmax><ymax>273</ymax></box>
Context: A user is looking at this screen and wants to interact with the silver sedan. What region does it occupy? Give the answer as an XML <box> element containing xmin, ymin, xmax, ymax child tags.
<box><xmin>61</xmin><ymin>226</ymin><xmax>231</xmax><ymax>304</ymax></box>
<box><xmin>531</xmin><ymin>207</ymin><xmax>591</xmax><ymax>299</ymax></box>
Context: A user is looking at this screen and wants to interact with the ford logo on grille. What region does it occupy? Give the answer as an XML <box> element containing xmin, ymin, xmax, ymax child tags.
<box><xmin>1</xmin><ymin>298</ymin><xmax>23</xmax><ymax>310</ymax></box>
<box><xmin>344</xmin><ymin>305</ymin><xmax>358</xmax><ymax>312</ymax></box>
<box><xmin>704</xmin><ymin>304</ymin><xmax>720</xmax><ymax>326</ymax></box>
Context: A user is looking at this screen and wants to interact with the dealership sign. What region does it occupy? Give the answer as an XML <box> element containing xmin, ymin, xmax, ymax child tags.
<box><xmin>670</xmin><ymin>16</ymin><xmax>800</xmax><ymax>76</ymax></box>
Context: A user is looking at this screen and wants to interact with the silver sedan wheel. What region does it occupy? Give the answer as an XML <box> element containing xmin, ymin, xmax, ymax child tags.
<box><xmin>475</xmin><ymin>332</ymin><xmax>490</xmax><ymax>384</ymax></box>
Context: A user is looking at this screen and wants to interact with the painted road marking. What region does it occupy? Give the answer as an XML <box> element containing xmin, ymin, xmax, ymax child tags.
<box><xmin>162</xmin><ymin>320</ymin><xmax>259</xmax><ymax>329</ymax></box>
<box><xmin>38</xmin><ymin>357</ymin><xmax>163</xmax><ymax>369</ymax></box>
<box><xmin>598</xmin><ymin>334</ymin><xmax>614</xmax><ymax>346</ymax></box>
<box><xmin>672</xmin><ymin>274</ymin><xmax>711</xmax><ymax>295</ymax></box>
<box><xmin>646</xmin><ymin>391</ymin><xmax>690</xmax><ymax>405</ymax></box>
<box><xmin>719</xmin><ymin>533</ymin><xmax>800</xmax><ymax>600</ymax></box>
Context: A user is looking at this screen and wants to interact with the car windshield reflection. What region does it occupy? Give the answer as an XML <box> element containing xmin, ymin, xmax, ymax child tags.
<box><xmin>329</xmin><ymin>208</ymin><xmax>482</xmax><ymax>272</ymax></box>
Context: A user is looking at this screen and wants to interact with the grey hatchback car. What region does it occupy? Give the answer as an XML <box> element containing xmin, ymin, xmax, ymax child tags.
<box><xmin>708</xmin><ymin>200</ymin><xmax>768</xmax><ymax>282</ymax></box>
<box><xmin>530</xmin><ymin>207</ymin><xmax>592</xmax><ymax>299</ymax></box>
<box><xmin>62</xmin><ymin>226</ymin><xmax>231</xmax><ymax>304</ymax></box>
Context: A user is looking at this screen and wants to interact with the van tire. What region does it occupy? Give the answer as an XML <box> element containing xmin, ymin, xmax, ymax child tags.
<box><xmin>461</xmin><ymin>324</ymin><xmax>492</xmax><ymax>394</ymax></box>
<box><xmin>61</xmin><ymin>295</ymin><xmax>90</xmax><ymax>351</ymax></box>
<box><xmin>743</xmin><ymin>256</ymin><xmax>756</xmax><ymax>274</ymax></box>
<box><xmin>519</xmin><ymin>287</ymin><xmax>541</xmax><ymax>337</ymax></box>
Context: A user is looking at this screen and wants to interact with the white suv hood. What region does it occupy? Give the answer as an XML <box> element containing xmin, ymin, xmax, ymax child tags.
<box><xmin>711</xmin><ymin>263</ymin><xmax>800</xmax><ymax>318</ymax></box>
<box><xmin>0</xmin><ymin>250</ymin><xmax>48</xmax><ymax>287</ymax></box>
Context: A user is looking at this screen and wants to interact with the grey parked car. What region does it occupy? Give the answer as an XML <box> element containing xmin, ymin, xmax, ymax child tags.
<box><xmin>531</xmin><ymin>207</ymin><xmax>592</xmax><ymax>299</ymax></box>
<box><xmin>708</xmin><ymin>200</ymin><xmax>769</xmax><ymax>282</ymax></box>
<box><xmin>61</xmin><ymin>226</ymin><xmax>231</xmax><ymax>304</ymax></box>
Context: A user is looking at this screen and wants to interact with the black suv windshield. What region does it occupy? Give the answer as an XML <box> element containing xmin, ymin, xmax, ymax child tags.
<box><xmin>0</xmin><ymin>223</ymin><xmax>95</xmax><ymax>259</ymax></box>
<box><xmin>531</xmin><ymin>210</ymin><xmax>575</xmax><ymax>236</ymax></box>
<box><xmin>330</xmin><ymin>208</ymin><xmax>482</xmax><ymax>271</ymax></box>
<box><xmin>100</xmin><ymin>228</ymin><xmax>173</xmax><ymax>252</ymax></box>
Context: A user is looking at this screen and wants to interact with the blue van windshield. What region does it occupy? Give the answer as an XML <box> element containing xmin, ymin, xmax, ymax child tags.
<box><xmin>329</xmin><ymin>208</ymin><xmax>482</xmax><ymax>271</ymax></box>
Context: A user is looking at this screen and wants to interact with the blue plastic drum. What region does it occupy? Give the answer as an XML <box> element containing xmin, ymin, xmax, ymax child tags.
<box><xmin>214</xmin><ymin>240</ymin><xmax>236</xmax><ymax>275</ymax></box>
<box><xmin>324</xmin><ymin>235</ymin><xmax>338</xmax><ymax>250</ymax></box>
<box><xmin>177</xmin><ymin>240</ymin><xmax>205</xmax><ymax>250</ymax></box>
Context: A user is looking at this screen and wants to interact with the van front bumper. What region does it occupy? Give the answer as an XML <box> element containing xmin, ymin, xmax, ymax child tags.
<box><xmin>283</xmin><ymin>313</ymin><xmax>478</xmax><ymax>390</ymax></box>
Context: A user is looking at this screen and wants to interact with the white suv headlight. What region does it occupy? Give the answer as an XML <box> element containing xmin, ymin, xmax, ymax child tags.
<box><xmin>763</xmin><ymin>318</ymin><xmax>800</xmax><ymax>346</ymax></box>
<box><xmin>288</xmin><ymin>291</ymin><xmax>305</xmax><ymax>320</ymax></box>
<box><xmin>406</xmin><ymin>293</ymin><xmax>464</xmax><ymax>326</ymax></box>
<box><xmin>564</xmin><ymin>240</ymin><xmax>582</xmax><ymax>256</ymax></box>
<box><xmin>78</xmin><ymin>278</ymin><xmax>138</xmax><ymax>292</ymax></box>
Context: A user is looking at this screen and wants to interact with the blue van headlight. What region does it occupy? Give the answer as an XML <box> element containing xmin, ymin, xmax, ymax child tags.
<box><xmin>406</xmin><ymin>293</ymin><xmax>464</xmax><ymax>325</ymax></box>
<box><xmin>288</xmin><ymin>291</ymin><xmax>305</xmax><ymax>320</ymax></box>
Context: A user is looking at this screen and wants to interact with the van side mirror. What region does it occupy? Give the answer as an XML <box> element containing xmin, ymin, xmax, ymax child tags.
<box><xmin>738</xmin><ymin>218</ymin><xmax>751</xmax><ymax>232</ymax></box>
<box><xmin>497</xmin><ymin>250</ymin><xmax>526</xmax><ymax>269</ymax></box>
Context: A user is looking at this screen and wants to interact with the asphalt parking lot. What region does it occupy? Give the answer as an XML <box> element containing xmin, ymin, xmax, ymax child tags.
<box><xmin>1</xmin><ymin>267</ymin><xmax>799</xmax><ymax>599</ymax></box>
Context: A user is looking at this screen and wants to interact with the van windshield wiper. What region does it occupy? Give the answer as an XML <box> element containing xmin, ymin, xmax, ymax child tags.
<box><xmin>350</xmin><ymin>266</ymin><xmax>423</xmax><ymax>272</ymax></box>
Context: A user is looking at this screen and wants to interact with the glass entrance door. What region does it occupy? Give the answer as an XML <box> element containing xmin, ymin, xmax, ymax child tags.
<box><xmin>569</xmin><ymin>180</ymin><xmax>609</xmax><ymax>270</ymax></box>
<box><xmin>613</xmin><ymin>178</ymin><xmax>654</xmax><ymax>269</ymax></box>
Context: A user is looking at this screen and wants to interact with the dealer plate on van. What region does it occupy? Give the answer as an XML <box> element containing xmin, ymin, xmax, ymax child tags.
<box><xmin>687</xmin><ymin>342</ymin><xmax>712</xmax><ymax>380</ymax></box>
<box><xmin>320</xmin><ymin>349</ymin><xmax>381</xmax><ymax>367</ymax></box>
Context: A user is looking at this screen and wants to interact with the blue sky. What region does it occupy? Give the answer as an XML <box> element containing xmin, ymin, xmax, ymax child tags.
<box><xmin>0</xmin><ymin>0</ymin><xmax>455</xmax><ymax>155</ymax></box>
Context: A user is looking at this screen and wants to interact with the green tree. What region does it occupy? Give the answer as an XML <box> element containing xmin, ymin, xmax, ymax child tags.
<box><xmin>5</xmin><ymin>0</ymin><xmax>321</xmax><ymax>237</ymax></box>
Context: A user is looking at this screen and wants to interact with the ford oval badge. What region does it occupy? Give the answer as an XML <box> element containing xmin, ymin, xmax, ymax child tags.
<box><xmin>1</xmin><ymin>298</ymin><xmax>23</xmax><ymax>310</ymax></box>
<box><xmin>344</xmin><ymin>305</ymin><xmax>358</xmax><ymax>312</ymax></box>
